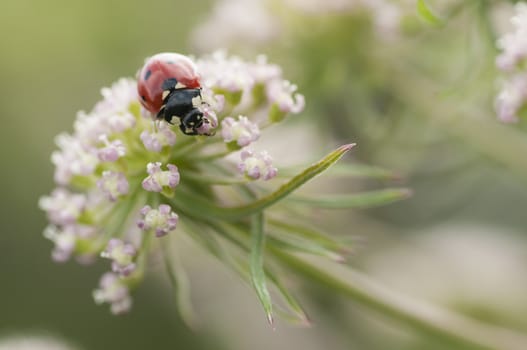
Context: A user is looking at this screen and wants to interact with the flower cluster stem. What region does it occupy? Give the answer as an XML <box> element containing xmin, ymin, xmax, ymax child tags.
<box><xmin>192</xmin><ymin>149</ymin><xmax>233</xmax><ymax>162</ymax></box>
<box><xmin>272</xmin><ymin>249</ymin><xmax>527</xmax><ymax>350</ymax></box>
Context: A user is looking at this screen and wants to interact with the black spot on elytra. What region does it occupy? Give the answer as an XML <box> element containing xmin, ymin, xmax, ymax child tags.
<box><xmin>144</xmin><ymin>70</ymin><xmax>152</xmax><ymax>81</ymax></box>
<box><xmin>161</xmin><ymin>78</ymin><xmax>178</xmax><ymax>91</ymax></box>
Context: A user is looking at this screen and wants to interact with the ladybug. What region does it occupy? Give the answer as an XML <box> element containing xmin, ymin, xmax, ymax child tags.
<box><xmin>137</xmin><ymin>53</ymin><xmax>209</xmax><ymax>135</ymax></box>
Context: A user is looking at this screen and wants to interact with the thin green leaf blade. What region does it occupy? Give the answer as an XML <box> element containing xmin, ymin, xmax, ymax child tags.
<box><xmin>206</xmin><ymin>221</ymin><xmax>310</xmax><ymax>326</ymax></box>
<box><xmin>266</xmin><ymin>270</ymin><xmax>310</xmax><ymax>327</ymax></box>
<box><xmin>281</xmin><ymin>162</ymin><xmax>399</xmax><ymax>181</ymax></box>
<box><xmin>209</xmin><ymin>223</ymin><xmax>308</xmax><ymax>325</ymax></box>
<box><xmin>417</xmin><ymin>0</ymin><xmax>443</xmax><ymax>26</ymax></box>
<box><xmin>289</xmin><ymin>188</ymin><xmax>412</xmax><ymax>209</ymax></box>
<box><xmin>268</xmin><ymin>219</ymin><xmax>351</xmax><ymax>255</ymax></box>
<box><xmin>327</xmin><ymin>163</ymin><xmax>400</xmax><ymax>180</ymax></box>
<box><xmin>184</xmin><ymin>220</ymin><xmax>255</xmax><ymax>287</ymax></box>
<box><xmin>180</xmin><ymin>170</ymin><xmax>250</xmax><ymax>186</ymax></box>
<box><xmin>250</xmin><ymin>213</ymin><xmax>274</xmax><ymax>326</ymax></box>
<box><xmin>161</xmin><ymin>238</ymin><xmax>198</xmax><ymax>329</ymax></box>
<box><xmin>171</xmin><ymin>144</ymin><xmax>355</xmax><ymax>221</ymax></box>
<box><xmin>268</xmin><ymin>235</ymin><xmax>347</xmax><ymax>263</ymax></box>
<box><xmin>182</xmin><ymin>220</ymin><xmax>232</xmax><ymax>262</ymax></box>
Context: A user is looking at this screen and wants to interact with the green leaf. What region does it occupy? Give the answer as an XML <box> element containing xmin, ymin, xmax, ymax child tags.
<box><xmin>269</xmin><ymin>249</ymin><xmax>527</xmax><ymax>350</ymax></box>
<box><xmin>98</xmin><ymin>183</ymin><xmax>145</xmax><ymax>245</ymax></box>
<box><xmin>288</xmin><ymin>188</ymin><xmax>412</xmax><ymax>209</ymax></box>
<box><xmin>267</xmin><ymin>235</ymin><xmax>346</xmax><ymax>262</ymax></box>
<box><xmin>281</xmin><ymin>163</ymin><xmax>399</xmax><ymax>181</ymax></box>
<box><xmin>206</xmin><ymin>221</ymin><xmax>310</xmax><ymax>325</ymax></box>
<box><xmin>183</xmin><ymin>220</ymin><xmax>252</xmax><ymax>281</ymax></box>
<box><xmin>268</xmin><ymin>219</ymin><xmax>349</xmax><ymax>254</ymax></box>
<box><xmin>182</xmin><ymin>221</ymin><xmax>231</xmax><ymax>261</ymax></box>
<box><xmin>204</xmin><ymin>220</ymin><xmax>250</xmax><ymax>251</ymax></box>
<box><xmin>181</xmin><ymin>171</ymin><xmax>250</xmax><ymax>186</ymax></box>
<box><xmin>161</xmin><ymin>237</ymin><xmax>198</xmax><ymax>329</ymax></box>
<box><xmin>171</xmin><ymin>144</ymin><xmax>355</xmax><ymax>221</ymax></box>
<box><xmin>265</xmin><ymin>270</ymin><xmax>310</xmax><ymax>326</ymax></box>
<box><xmin>417</xmin><ymin>0</ymin><xmax>443</xmax><ymax>26</ymax></box>
<box><xmin>329</xmin><ymin>163</ymin><xmax>400</xmax><ymax>180</ymax></box>
<box><xmin>250</xmin><ymin>213</ymin><xmax>274</xmax><ymax>326</ymax></box>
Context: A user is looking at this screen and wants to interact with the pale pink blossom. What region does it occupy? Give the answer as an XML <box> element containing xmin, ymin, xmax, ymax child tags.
<box><xmin>142</xmin><ymin>163</ymin><xmax>180</xmax><ymax>192</ymax></box>
<box><xmin>137</xmin><ymin>204</ymin><xmax>179</xmax><ymax>237</ymax></box>
<box><xmin>93</xmin><ymin>272</ymin><xmax>132</xmax><ymax>314</ymax></box>
<box><xmin>140</xmin><ymin>121</ymin><xmax>177</xmax><ymax>152</ymax></box>
<box><xmin>97</xmin><ymin>134</ymin><xmax>126</xmax><ymax>162</ymax></box>
<box><xmin>497</xmin><ymin>3</ymin><xmax>527</xmax><ymax>72</ymax></box>
<box><xmin>221</xmin><ymin>115</ymin><xmax>260</xmax><ymax>147</ymax></box>
<box><xmin>97</xmin><ymin>171</ymin><xmax>129</xmax><ymax>201</ymax></box>
<box><xmin>267</xmin><ymin>80</ymin><xmax>305</xmax><ymax>115</ymax></box>
<box><xmin>238</xmin><ymin>149</ymin><xmax>277</xmax><ymax>180</ymax></box>
<box><xmin>39</xmin><ymin>188</ymin><xmax>86</xmax><ymax>225</ymax></box>
<box><xmin>101</xmin><ymin>239</ymin><xmax>137</xmax><ymax>276</ymax></box>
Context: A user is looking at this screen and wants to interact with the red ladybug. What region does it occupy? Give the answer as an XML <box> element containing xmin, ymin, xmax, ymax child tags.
<box><xmin>137</xmin><ymin>53</ymin><xmax>207</xmax><ymax>135</ymax></box>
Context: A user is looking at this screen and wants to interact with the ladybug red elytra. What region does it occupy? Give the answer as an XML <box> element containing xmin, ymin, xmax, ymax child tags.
<box><xmin>137</xmin><ymin>53</ymin><xmax>209</xmax><ymax>135</ymax></box>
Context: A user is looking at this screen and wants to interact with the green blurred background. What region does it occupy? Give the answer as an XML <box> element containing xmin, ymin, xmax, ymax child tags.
<box><xmin>0</xmin><ymin>1</ymin><xmax>224</xmax><ymax>349</ymax></box>
<box><xmin>2</xmin><ymin>0</ymin><xmax>527</xmax><ymax>349</ymax></box>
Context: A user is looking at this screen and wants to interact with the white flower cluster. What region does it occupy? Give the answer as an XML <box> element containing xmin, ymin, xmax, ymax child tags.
<box><xmin>39</xmin><ymin>51</ymin><xmax>304</xmax><ymax>315</ymax></box>
<box><xmin>496</xmin><ymin>3</ymin><xmax>527</xmax><ymax>123</ymax></box>
<box><xmin>52</xmin><ymin>79</ymin><xmax>137</xmax><ymax>186</ymax></box>
<box><xmin>197</xmin><ymin>51</ymin><xmax>304</xmax><ymax>116</ymax></box>
<box><xmin>285</xmin><ymin>0</ymin><xmax>402</xmax><ymax>34</ymax></box>
<box><xmin>191</xmin><ymin>0</ymin><xmax>280</xmax><ymax>52</ymax></box>
<box><xmin>192</xmin><ymin>0</ymin><xmax>403</xmax><ymax>52</ymax></box>
<box><xmin>200</xmin><ymin>51</ymin><xmax>304</xmax><ymax>179</ymax></box>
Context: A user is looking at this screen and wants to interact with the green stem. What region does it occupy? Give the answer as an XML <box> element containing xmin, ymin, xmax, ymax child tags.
<box><xmin>273</xmin><ymin>250</ymin><xmax>527</xmax><ymax>350</ymax></box>
<box><xmin>160</xmin><ymin>234</ymin><xmax>197</xmax><ymax>329</ymax></box>
<box><xmin>170</xmin><ymin>136</ymin><xmax>224</xmax><ymax>160</ymax></box>
<box><xmin>125</xmin><ymin>227</ymin><xmax>152</xmax><ymax>289</ymax></box>
<box><xmin>201</xmin><ymin>219</ymin><xmax>527</xmax><ymax>347</ymax></box>
<box><xmin>192</xmin><ymin>149</ymin><xmax>233</xmax><ymax>162</ymax></box>
<box><xmin>169</xmin><ymin>139</ymin><xmax>200</xmax><ymax>160</ymax></box>
<box><xmin>250</xmin><ymin>213</ymin><xmax>273</xmax><ymax>325</ymax></box>
<box><xmin>182</xmin><ymin>170</ymin><xmax>250</xmax><ymax>185</ymax></box>
<box><xmin>95</xmin><ymin>182</ymin><xmax>144</xmax><ymax>249</ymax></box>
<box><xmin>477</xmin><ymin>0</ymin><xmax>498</xmax><ymax>53</ymax></box>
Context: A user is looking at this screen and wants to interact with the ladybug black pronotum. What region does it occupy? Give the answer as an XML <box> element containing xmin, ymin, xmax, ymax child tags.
<box><xmin>137</xmin><ymin>53</ymin><xmax>210</xmax><ymax>135</ymax></box>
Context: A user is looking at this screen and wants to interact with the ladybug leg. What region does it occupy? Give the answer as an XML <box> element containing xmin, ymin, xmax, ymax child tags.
<box><xmin>156</xmin><ymin>105</ymin><xmax>169</xmax><ymax>122</ymax></box>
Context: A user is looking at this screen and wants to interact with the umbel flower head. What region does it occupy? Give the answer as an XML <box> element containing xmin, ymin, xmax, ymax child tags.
<box><xmin>191</xmin><ymin>0</ymin><xmax>404</xmax><ymax>52</ymax></box>
<box><xmin>495</xmin><ymin>3</ymin><xmax>527</xmax><ymax>123</ymax></box>
<box><xmin>39</xmin><ymin>51</ymin><xmax>408</xmax><ymax>323</ymax></box>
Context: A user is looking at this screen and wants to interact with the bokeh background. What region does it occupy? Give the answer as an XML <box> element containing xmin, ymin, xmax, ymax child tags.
<box><xmin>2</xmin><ymin>0</ymin><xmax>527</xmax><ymax>349</ymax></box>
